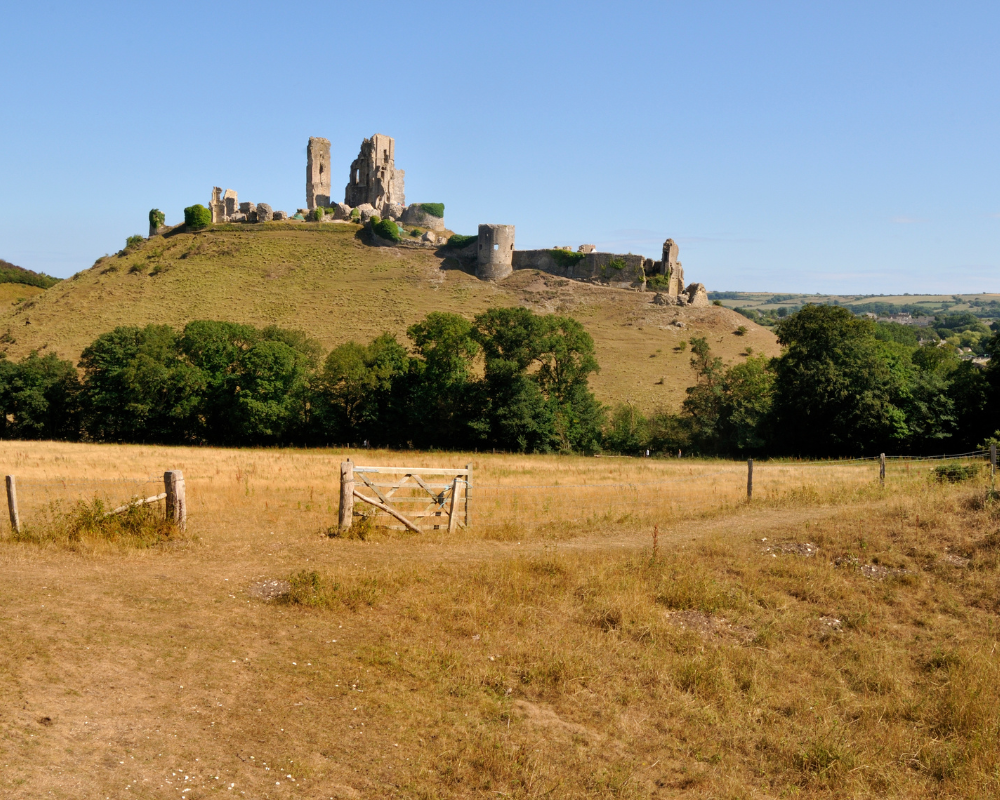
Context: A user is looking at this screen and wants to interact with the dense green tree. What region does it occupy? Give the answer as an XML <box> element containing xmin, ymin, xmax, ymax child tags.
<box><xmin>716</xmin><ymin>354</ymin><xmax>774</xmax><ymax>454</ymax></box>
<box><xmin>680</xmin><ymin>337</ymin><xmax>726</xmax><ymax>452</ymax></box>
<box><xmin>604</xmin><ymin>404</ymin><xmax>649</xmax><ymax>454</ymax></box>
<box><xmin>314</xmin><ymin>333</ymin><xmax>408</xmax><ymax>445</ymax></box>
<box><xmin>80</xmin><ymin>325</ymin><xmax>204</xmax><ymax>442</ymax></box>
<box><xmin>405</xmin><ymin>312</ymin><xmax>479</xmax><ymax>448</ymax></box>
<box><xmin>179</xmin><ymin>321</ymin><xmax>317</xmax><ymax>445</ymax></box>
<box><xmin>0</xmin><ymin>352</ymin><xmax>81</xmax><ymax>440</ymax></box>
<box><xmin>471</xmin><ymin>308</ymin><xmax>603</xmax><ymax>453</ymax></box>
<box><xmin>770</xmin><ymin>305</ymin><xmax>908</xmax><ymax>456</ymax></box>
<box><xmin>535</xmin><ymin>316</ymin><xmax>605</xmax><ymax>452</ymax></box>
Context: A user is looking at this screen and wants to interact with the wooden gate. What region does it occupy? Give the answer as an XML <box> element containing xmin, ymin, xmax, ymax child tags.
<box><xmin>338</xmin><ymin>460</ymin><xmax>472</xmax><ymax>533</ymax></box>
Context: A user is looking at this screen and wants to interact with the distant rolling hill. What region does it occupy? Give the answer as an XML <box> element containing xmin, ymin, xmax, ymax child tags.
<box><xmin>0</xmin><ymin>223</ymin><xmax>779</xmax><ymax>412</ymax></box>
<box><xmin>0</xmin><ymin>258</ymin><xmax>61</xmax><ymax>289</ymax></box>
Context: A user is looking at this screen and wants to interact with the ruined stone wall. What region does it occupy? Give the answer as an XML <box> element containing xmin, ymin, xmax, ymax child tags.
<box><xmin>511</xmin><ymin>250</ymin><xmax>645</xmax><ymax>288</ymax></box>
<box><xmin>307</xmin><ymin>137</ymin><xmax>331</xmax><ymax>210</ymax></box>
<box><xmin>392</xmin><ymin>169</ymin><xmax>405</xmax><ymax>207</ymax></box>
<box><xmin>344</xmin><ymin>133</ymin><xmax>403</xmax><ymax>212</ymax></box>
<box><xmin>476</xmin><ymin>224</ymin><xmax>515</xmax><ymax>281</ymax></box>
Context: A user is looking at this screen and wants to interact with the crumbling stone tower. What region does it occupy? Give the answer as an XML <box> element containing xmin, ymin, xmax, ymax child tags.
<box><xmin>344</xmin><ymin>133</ymin><xmax>404</xmax><ymax>212</ymax></box>
<box><xmin>306</xmin><ymin>137</ymin><xmax>331</xmax><ymax>210</ymax></box>
<box><xmin>476</xmin><ymin>224</ymin><xmax>515</xmax><ymax>281</ymax></box>
<box><xmin>662</xmin><ymin>238</ymin><xmax>684</xmax><ymax>296</ymax></box>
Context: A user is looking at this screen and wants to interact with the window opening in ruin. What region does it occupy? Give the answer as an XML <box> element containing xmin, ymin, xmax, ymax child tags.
<box><xmin>320</xmin><ymin>164</ymin><xmax>324</xmax><ymax>175</ymax></box>
<box><xmin>494</xmin><ymin>244</ymin><xmax>499</xmax><ymax>251</ymax></box>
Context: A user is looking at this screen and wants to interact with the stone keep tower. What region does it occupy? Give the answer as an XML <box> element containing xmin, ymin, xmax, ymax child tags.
<box><xmin>306</xmin><ymin>137</ymin><xmax>331</xmax><ymax>210</ymax></box>
<box><xmin>476</xmin><ymin>224</ymin><xmax>515</xmax><ymax>281</ymax></box>
<box><xmin>344</xmin><ymin>133</ymin><xmax>404</xmax><ymax>212</ymax></box>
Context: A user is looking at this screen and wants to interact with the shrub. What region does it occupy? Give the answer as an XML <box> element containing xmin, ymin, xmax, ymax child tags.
<box><xmin>409</xmin><ymin>228</ymin><xmax>420</xmax><ymax>237</ymax></box>
<box><xmin>148</xmin><ymin>208</ymin><xmax>165</xmax><ymax>230</ymax></box>
<box><xmin>183</xmin><ymin>204</ymin><xmax>211</xmax><ymax>230</ymax></box>
<box><xmin>371</xmin><ymin>218</ymin><xmax>401</xmax><ymax>243</ymax></box>
<box><xmin>350</xmin><ymin>208</ymin><xmax>360</xmax><ymax>221</ymax></box>
<box><xmin>418</xmin><ymin>202</ymin><xmax>444</xmax><ymax>218</ymax></box>
<box><xmin>713</xmin><ymin>300</ymin><xmax>724</xmax><ymax>306</ymax></box>
<box><xmin>12</xmin><ymin>498</ymin><xmax>180</xmax><ymax>549</ymax></box>
<box><xmin>0</xmin><ymin>259</ymin><xmax>60</xmax><ymax>289</ymax></box>
<box><xmin>605</xmin><ymin>257</ymin><xmax>626</xmax><ymax>270</ymax></box>
<box><xmin>549</xmin><ymin>249</ymin><xmax>586</xmax><ymax>268</ymax></box>
<box><xmin>312</xmin><ymin>208</ymin><xmax>324</xmax><ymax>221</ymax></box>
<box><xmin>124</xmin><ymin>235</ymin><xmax>144</xmax><ymax>251</ymax></box>
<box><xmin>647</xmin><ymin>274</ymin><xmax>670</xmax><ymax>290</ymax></box>
<box><xmin>735</xmin><ymin>325</ymin><xmax>748</xmax><ymax>336</ymax></box>
<box><xmin>934</xmin><ymin>464</ymin><xmax>982</xmax><ymax>483</ymax></box>
<box><xmin>446</xmin><ymin>234</ymin><xmax>477</xmax><ymax>249</ymax></box>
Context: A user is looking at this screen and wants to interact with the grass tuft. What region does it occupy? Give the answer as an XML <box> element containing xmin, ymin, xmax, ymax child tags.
<box><xmin>10</xmin><ymin>497</ymin><xmax>180</xmax><ymax>549</ymax></box>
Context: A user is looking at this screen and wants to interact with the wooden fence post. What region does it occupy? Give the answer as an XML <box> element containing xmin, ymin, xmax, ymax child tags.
<box><xmin>879</xmin><ymin>453</ymin><xmax>886</xmax><ymax>487</ymax></box>
<box><xmin>164</xmin><ymin>470</ymin><xmax>186</xmax><ymax>532</ymax></box>
<box><xmin>339</xmin><ymin>460</ymin><xmax>354</xmax><ymax>531</ymax></box>
<box><xmin>447</xmin><ymin>477</ymin><xmax>460</xmax><ymax>534</ymax></box>
<box><xmin>5</xmin><ymin>475</ymin><xmax>19</xmax><ymax>535</ymax></box>
<box><xmin>747</xmin><ymin>458</ymin><xmax>753</xmax><ymax>500</ymax></box>
<box><xmin>991</xmin><ymin>444</ymin><xmax>997</xmax><ymax>491</ymax></box>
<box><xmin>465</xmin><ymin>463</ymin><xmax>473</xmax><ymax>528</ymax></box>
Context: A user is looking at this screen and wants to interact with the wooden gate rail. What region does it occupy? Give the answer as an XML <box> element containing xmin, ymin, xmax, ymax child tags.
<box><xmin>4</xmin><ymin>471</ymin><xmax>186</xmax><ymax>535</ymax></box>
<box><xmin>338</xmin><ymin>460</ymin><xmax>472</xmax><ymax>533</ymax></box>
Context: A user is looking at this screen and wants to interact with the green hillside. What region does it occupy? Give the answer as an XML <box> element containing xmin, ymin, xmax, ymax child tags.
<box><xmin>0</xmin><ymin>258</ymin><xmax>61</xmax><ymax>289</ymax></box>
<box><xmin>0</xmin><ymin>223</ymin><xmax>780</xmax><ymax>412</ymax></box>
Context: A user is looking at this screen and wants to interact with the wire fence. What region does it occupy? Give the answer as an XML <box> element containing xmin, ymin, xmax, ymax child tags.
<box><xmin>464</xmin><ymin>449</ymin><xmax>997</xmax><ymax>530</ymax></box>
<box><xmin>2</xmin><ymin>448</ymin><xmax>994</xmax><ymax>536</ymax></box>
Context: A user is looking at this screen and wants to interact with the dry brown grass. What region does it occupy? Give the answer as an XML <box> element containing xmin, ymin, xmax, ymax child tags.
<box><xmin>0</xmin><ymin>224</ymin><xmax>779</xmax><ymax>412</ymax></box>
<box><xmin>1</xmin><ymin>442</ymin><xmax>998</xmax><ymax>798</ymax></box>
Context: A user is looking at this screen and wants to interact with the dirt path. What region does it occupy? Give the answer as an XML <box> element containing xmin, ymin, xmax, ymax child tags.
<box><xmin>310</xmin><ymin>501</ymin><xmax>855</xmax><ymax>571</ymax></box>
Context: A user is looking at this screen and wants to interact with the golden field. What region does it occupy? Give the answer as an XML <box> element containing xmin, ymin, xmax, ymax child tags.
<box><xmin>1</xmin><ymin>442</ymin><xmax>999</xmax><ymax>798</ymax></box>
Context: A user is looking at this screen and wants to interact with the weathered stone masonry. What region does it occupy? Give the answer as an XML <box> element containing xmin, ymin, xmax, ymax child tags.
<box><xmin>306</xmin><ymin>137</ymin><xmax>331</xmax><ymax>210</ymax></box>
<box><xmin>344</xmin><ymin>134</ymin><xmax>405</xmax><ymax>213</ymax></box>
<box><xmin>476</xmin><ymin>224</ymin><xmax>516</xmax><ymax>281</ymax></box>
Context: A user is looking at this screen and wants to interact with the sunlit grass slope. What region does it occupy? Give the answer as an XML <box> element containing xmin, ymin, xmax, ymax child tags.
<box><xmin>0</xmin><ymin>223</ymin><xmax>778</xmax><ymax>411</ymax></box>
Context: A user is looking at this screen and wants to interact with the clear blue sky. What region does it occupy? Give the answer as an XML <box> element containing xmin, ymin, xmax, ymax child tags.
<box><xmin>2</xmin><ymin>1</ymin><xmax>997</xmax><ymax>294</ymax></box>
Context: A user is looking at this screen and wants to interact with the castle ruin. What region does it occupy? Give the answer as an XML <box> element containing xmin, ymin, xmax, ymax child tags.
<box><xmin>344</xmin><ymin>134</ymin><xmax>405</xmax><ymax>213</ymax></box>
<box><xmin>306</xmin><ymin>137</ymin><xmax>331</xmax><ymax>210</ymax></box>
<box><xmin>476</xmin><ymin>224</ymin><xmax>516</xmax><ymax>281</ymax></box>
<box><xmin>191</xmin><ymin>133</ymin><xmax>707</xmax><ymax>301</ymax></box>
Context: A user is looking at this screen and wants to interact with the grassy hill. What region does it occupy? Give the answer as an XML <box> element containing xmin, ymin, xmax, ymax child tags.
<box><xmin>0</xmin><ymin>223</ymin><xmax>779</xmax><ymax>412</ymax></box>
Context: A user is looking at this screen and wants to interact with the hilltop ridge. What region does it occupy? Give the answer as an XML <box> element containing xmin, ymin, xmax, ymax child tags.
<box><xmin>0</xmin><ymin>223</ymin><xmax>779</xmax><ymax>411</ymax></box>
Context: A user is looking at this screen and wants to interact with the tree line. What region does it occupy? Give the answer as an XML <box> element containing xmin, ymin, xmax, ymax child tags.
<box><xmin>0</xmin><ymin>304</ymin><xmax>995</xmax><ymax>456</ymax></box>
<box><xmin>0</xmin><ymin>309</ymin><xmax>603</xmax><ymax>452</ymax></box>
<box><xmin>607</xmin><ymin>305</ymin><xmax>999</xmax><ymax>457</ymax></box>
